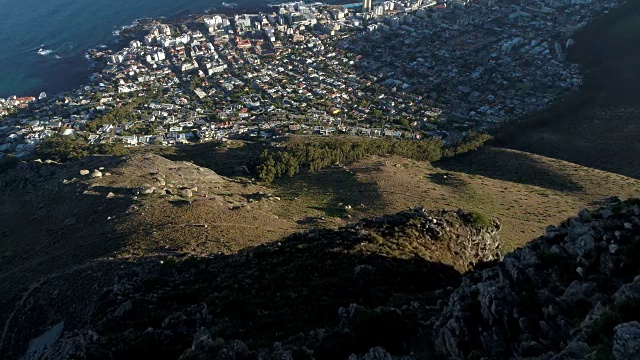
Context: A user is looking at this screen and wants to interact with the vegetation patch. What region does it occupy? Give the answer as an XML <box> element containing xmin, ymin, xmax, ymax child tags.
<box><xmin>256</xmin><ymin>133</ymin><xmax>491</xmax><ymax>183</ymax></box>
<box><xmin>585</xmin><ymin>300</ymin><xmax>640</xmax><ymax>359</ymax></box>
<box><xmin>468</xmin><ymin>210</ymin><xmax>492</xmax><ymax>229</ymax></box>
<box><xmin>36</xmin><ymin>135</ymin><xmax>130</xmax><ymax>162</ymax></box>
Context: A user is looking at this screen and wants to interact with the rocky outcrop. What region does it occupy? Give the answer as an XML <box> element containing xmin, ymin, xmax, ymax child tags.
<box><xmin>433</xmin><ymin>197</ymin><xmax>640</xmax><ymax>359</ymax></box>
<box><xmin>613</xmin><ymin>321</ymin><xmax>640</xmax><ymax>360</ymax></box>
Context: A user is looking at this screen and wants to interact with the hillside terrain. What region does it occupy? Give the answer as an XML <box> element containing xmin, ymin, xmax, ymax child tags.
<box><xmin>2</xmin><ymin>189</ymin><xmax>640</xmax><ymax>360</ymax></box>
<box><xmin>158</xmin><ymin>139</ymin><xmax>640</xmax><ymax>250</ymax></box>
<box><xmin>0</xmin><ymin>144</ymin><xmax>638</xmax><ymax>358</ymax></box>
<box><xmin>2</xmin><ymin>0</ymin><xmax>640</xmax><ymax>358</ymax></box>
<box><xmin>494</xmin><ymin>3</ymin><xmax>640</xmax><ymax>179</ymax></box>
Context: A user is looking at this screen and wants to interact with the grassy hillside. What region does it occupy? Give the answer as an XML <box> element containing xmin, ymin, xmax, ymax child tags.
<box><xmin>126</xmin><ymin>140</ymin><xmax>640</xmax><ymax>252</ymax></box>
<box><xmin>266</xmin><ymin>147</ymin><xmax>639</xmax><ymax>251</ymax></box>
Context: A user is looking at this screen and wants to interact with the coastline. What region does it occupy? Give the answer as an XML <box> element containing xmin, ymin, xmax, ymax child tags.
<box><xmin>1</xmin><ymin>0</ymin><xmax>359</xmax><ymax>99</ymax></box>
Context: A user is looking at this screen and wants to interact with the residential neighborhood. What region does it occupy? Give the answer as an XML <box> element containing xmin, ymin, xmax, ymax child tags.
<box><xmin>0</xmin><ymin>0</ymin><xmax>622</xmax><ymax>158</ymax></box>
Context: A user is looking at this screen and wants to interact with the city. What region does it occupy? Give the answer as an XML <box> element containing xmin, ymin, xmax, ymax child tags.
<box><xmin>0</xmin><ymin>0</ymin><xmax>620</xmax><ymax>159</ymax></box>
<box><xmin>2</xmin><ymin>0</ymin><xmax>640</xmax><ymax>358</ymax></box>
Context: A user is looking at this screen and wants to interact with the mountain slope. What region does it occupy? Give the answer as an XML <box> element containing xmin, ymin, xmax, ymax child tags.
<box><xmin>10</xmin><ymin>198</ymin><xmax>640</xmax><ymax>360</ymax></box>
<box><xmin>312</xmin><ymin>147</ymin><xmax>640</xmax><ymax>250</ymax></box>
<box><xmin>3</xmin><ymin>208</ymin><xmax>502</xmax><ymax>359</ymax></box>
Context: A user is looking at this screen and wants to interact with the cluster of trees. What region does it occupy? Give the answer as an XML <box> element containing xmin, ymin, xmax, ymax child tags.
<box><xmin>256</xmin><ymin>132</ymin><xmax>492</xmax><ymax>183</ymax></box>
<box><xmin>36</xmin><ymin>135</ymin><xmax>130</xmax><ymax>162</ymax></box>
<box><xmin>84</xmin><ymin>98</ymin><xmax>144</xmax><ymax>133</ymax></box>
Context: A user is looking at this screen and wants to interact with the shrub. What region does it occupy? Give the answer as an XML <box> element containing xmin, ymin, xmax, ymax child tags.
<box><xmin>468</xmin><ymin>211</ymin><xmax>492</xmax><ymax>229</ymax></box>
<box><xmin>0</xmin><ymin>154</ymin><xmax>19</xmax><ymax>173</ymax></box>
<box><xmin>36</xmin><ymin>135</ymin><xmax>130</xmax><ymax>162</ymax></box>
<box><xmin>36</xmin><ymin>135</ymin><xmax>90</xmax><ymax>162</ymax></box>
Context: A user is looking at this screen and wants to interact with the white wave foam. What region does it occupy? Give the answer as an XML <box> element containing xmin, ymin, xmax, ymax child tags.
<box><xmin>37</xmin><ymin>48</ymin><xmax>53</xmax><ymax>56</ymax></box>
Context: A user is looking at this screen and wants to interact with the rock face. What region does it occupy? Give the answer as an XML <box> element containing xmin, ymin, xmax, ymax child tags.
<box><xmin>613</xmin><ymin>322</ymin><xmax>640</xmax><ymax>360</ymax></box>
<box><xmin>433</xmin><ymin>198</ymin><xmax>640</xmax><ymax>359</ymax></box>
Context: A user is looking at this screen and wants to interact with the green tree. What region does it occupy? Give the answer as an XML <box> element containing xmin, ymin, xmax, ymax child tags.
<box><xmin>36</xmin><ymin>135</ymin><xmax>90</xmax><ymax>162</ymax></box>
<box><xmin>256</xmin><ymin>150</ymin><xmax>276</xmax><ymax>183</ymax></box>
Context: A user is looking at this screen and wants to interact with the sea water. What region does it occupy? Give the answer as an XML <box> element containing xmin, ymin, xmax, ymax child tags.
<box><xmin>0</xmin><ymin>0</ymin><xmax>275</xmax><ymax>98</ymax></box>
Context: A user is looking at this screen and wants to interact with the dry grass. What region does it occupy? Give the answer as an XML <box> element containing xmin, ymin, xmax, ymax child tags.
<box><xmin>336</xmin><ymin>148</ymin><xmax>640</xmax><ymax>251</ymax></box>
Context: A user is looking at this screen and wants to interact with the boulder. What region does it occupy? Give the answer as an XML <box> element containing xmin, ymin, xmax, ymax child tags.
<box><xmin>181</xmin><ymin>189</ymin><xmax>193</xmax><ymax>198</ymax></box>
<box><xmin>551</xmin><ymin>341</ymin><xmax>590</xmax><ymax>360</ymax></box>
<box><xmin>91</xmin><ymin>170</ymin><xmax>103</xmax><ymax>178</ymax></box>
<box><xmin>24</xmin><ymin>322</ymin><xmax>65</xmax><ymax>360</ymax></box>
<box><xmin>139</xmin><ymin>185</ymin><xmax>156</xmax><ymax>195</ymax></box>
<box><xmin>79</xmin><ymin>169</ymin><xmax>90</xmax><ymax>176</ymax></box>
<box><xmin>613</xmin><ymin>322</ymin><xmax>640</xmax><ymax>360</ymax></box>
<box><xmin>349</xmin><ymin>347</ymin><xmax>393</xmax><ymax>360</ymax></box>
<box><xmin>613</xmin><ymin>275</ymin><xmax>640</xmax><ymax>307</ymax></box>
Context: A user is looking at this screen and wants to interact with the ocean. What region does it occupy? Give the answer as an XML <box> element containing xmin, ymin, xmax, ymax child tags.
<box><xmin>0</xmin><ymin>0</ymin><xmax>285</xmax><ymax>98</ymax></box>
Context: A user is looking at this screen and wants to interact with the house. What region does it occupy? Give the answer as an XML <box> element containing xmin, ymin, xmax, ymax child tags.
<box><xmin>122</xmin><ymin>136</ymin><xmax>139</xmax><ymax>146</ymax></box>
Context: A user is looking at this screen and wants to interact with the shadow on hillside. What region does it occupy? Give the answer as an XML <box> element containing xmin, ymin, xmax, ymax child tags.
<box><xmin>6</xmin><ymin>224</ymin><xmax>460</xmax><ymax>360</ymax></box>
<box><xmin>428</xmin><ymin>172</ymin><xmax>468</xmax><ymax>189</ymax></box>
<box><xmin>490</xmin><ymin>6</ymin><xmax>640</xmax><ymax>179</ymax></box>
<box><xmin>164</xmin><ymin>141</ymin><xmax>267</xmax><ymax>177</ymax></box>
<box><xmin>274</xmin><ymin>166</ymin><xmax>385</xmax><ymax>215</ymax></box>
<box><xmin>435</xmin><ymin>147</ymin><xmax>584</xmax><ymax>192</ymax></box>
<box><xmin>0</xmin><ymin>156</ymin><xmax>137</xmax><ymax>357</ymax></box>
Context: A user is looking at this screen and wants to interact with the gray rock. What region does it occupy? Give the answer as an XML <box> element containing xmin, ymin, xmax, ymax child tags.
<box><xmin>139</xmin><ymin>185</ymin><xmax>156</xmax><ymax>195</ymax></box>
<box><xmin>564</xmin><ymin>233</ymin><xmax>595</xmax><ymax>259</ymax></box>
<box><xmin>79</xmin><ymin>169</ymin><xmax>90</xmax><ymax>176</ymax></box>
<box><xmin>613</xmin><ymin>322</ymin><xmax>640</xmax><ymax>360</ymax></box>
<box><xmin>545</xmin><ymin>225</ymin><xmax>564</xmax><ymax>239</ymax></box>
<box><xmin>40</xmin><ymin>329</ymin><xmax>98</xmax><ymax>359</ymax></box>
<box><xmin>114</xmin><ymin>300</ymin><xmax>132</xmax><ymax>318</ymax></box>
<box><xmin>551</xmin><ymin>341</ymin><xmax>590</xmax><ymax>360</ymax></box>
<box><xmin>24</xmin><ymin>322</ymin><xmax>65</xmax><ymax>360</ymax></box>
<box><xmin>178</xmin><ymin>327</ymin><xmax>215</xmax><ymax>359</ymax></box>
<box><xmin>520</xmin><ymin>340</ymin><xmax>545</xmax><ymax>357</ymax></box>
<box><xmin>609</xmin><ymin>244</ymin><xmax>619</xmax><ymax>254</ymax></box>
<box><xmin>180</xmin><ymin>189</ymin><xmax>193</xmax><ymax>198</ymax></box>
<box><xmin>353</xmin><ymin>265</ymin><xmax>375</xmax><ymax>288</ymax></box>
<box><xmin>578</xmin><ymin>209</ymin><xmax>593</xmax><ymax>221</ymax></box>
<box><xmin>349</xmin><ymin>347</ymin><xmax>393</xmax><ymax>360</ymax></box>
<box><xmin>613</xmin><ymin>276</ymin><xmax>640</xmax><ymax>307</ymax></box>
<box><xmin>562</xmin><ymin>281</ymin><xmax>595</xmax><ymax>306</ymax></box>
<box><xmin>91</xmin><ymin>170</ymin><xmax>102</xmax><ymax>178</ymax></box>
<box><xmin>600</xmin><ymin>208</ymin><xmax>614</xmax><ymax>219</ymax></box>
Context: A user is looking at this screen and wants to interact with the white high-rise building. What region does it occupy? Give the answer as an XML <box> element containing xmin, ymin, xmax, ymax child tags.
<box><xmin>363</xmin><ymin>0</ymin><xmax>372</xmax><ymax>12</ymax></box>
